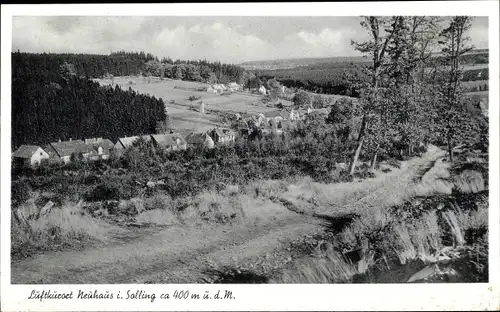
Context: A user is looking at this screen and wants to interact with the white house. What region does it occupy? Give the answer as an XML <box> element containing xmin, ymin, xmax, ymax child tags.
<box><xmin>289</xmin><ymin>109</ymin><xmax>300</xmax><ymax>121</ymax></box>
<box><xmin>44</xmin><ymin>139</ymin><xmax>95</xmax><ymax>164</ymax></box>
<box><xmin>226</xmin><ymin>82</ymin><xmax>241</xmax><ymax>92</ymax></box>
<box><xmin>185</xmin><ymin>132</ymin><xmax>215</xmax><ymax>149</ymax></box>
<box><xmin>113</xmin><ymin>135</ymin><xmax>151</xmax><ymax>155</ymax></box>
<box><xmin>12</xmin><ymin>145</ymin><xmax>50</xmax><ymax>167</ymax></box>
<box><xmin>259</xmin><ymin>85</ymin><xmax>267</xmax><ymax>95</ymax></box>
<box><xmin>151</xmin><ymin>133</ymin><xmax>187</xmax><ymax>152</ymax></box>
<box><xmin>84</xmin><ymin>138</ymin><xmax>114</xmax><ymax>160</ymax></box>
<box><xmin>210</xmin><ymin>128</ymin><xmax>236</xmax><ymax>145</ymax></box>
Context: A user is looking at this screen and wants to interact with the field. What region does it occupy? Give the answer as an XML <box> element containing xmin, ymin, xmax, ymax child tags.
<box><xmin>95</xmin><ymin>77</ymin><xmax>285</xmax><ymax>133</ymax></box>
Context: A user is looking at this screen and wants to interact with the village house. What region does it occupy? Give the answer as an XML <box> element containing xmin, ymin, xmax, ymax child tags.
<box><xmin>226</xmin><ymin>82</ymin><xmax>241</xmax><ymax>92</ymax></box>
<box><xmin>208</xmin><ymin>84</ymin><xmax>228</xmax><ymax>95</ymax></box>
<box><xmin>307</xmin><ymin>107</ymin><xmax>329</xmax><ymax>119</ymax></box>
<box><xmin>151</xmin><ymin>133</ymin><xmax>187</xmax><ymax>152</ymax></box>
<box><xmin>113</xmin><ymin>135</ymin><xmax>151</xmax><ymax>155</ymax></box>
<box><xmin>264</xmin><ymin>110</ymin><xmax>288</xmax><ymax>128</ymax></box>
<box><xmin>235</xmin><ymin>119</ymin><xmax>251</xmax><ymax>137</ymax></box>
<box><xmin>185</xmin><ymin>132</ymin><xmax>215</xmax><ymax>149</ymax></box>
<box><xmin>12</xmin><ymin>145</ymin><xmax>50</xmax><ymax>168</ymax></box>
<box><xmin>84</xmin><ymin>138</ymin><xmax>114</xmax><ymax>160</ymax></box>
<box><xmin>206</xmin><ymin>86</ymin><xmax>217</xmax><ymax>94</ymax></box>
<box><xmin>259</xmin><ymin>85</ymin><xmax>267</xmax><ymax>95</ymax></box>
<box><xmin>289</xmin><ymin>109</ymin><xmax>300</xmax><ymax>121</ymax></box>
<box><xmin>45</xmin><ymin>139</ymin><xmax>94</xmax><ymax>163</ymax></box>
<box><xmin>210</xmin><ymin>127</ymin><xmax>236</xmax><ymax>145</ymax></box>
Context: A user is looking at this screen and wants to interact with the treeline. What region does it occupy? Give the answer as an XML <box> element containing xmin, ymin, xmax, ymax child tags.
<box><xmin>144</xmin><ymin>59</ymin><xmax>245</xmax><ymax>84</ymax></box>
<box><xmin>256</xmin><ymin>62</ymin><xmax>366</xmax><ymax>97</ymax></box>
<box><xmin>12</xmin><ymin>70</ymin><xmax>167</xmax><ymax>148</ymax></box>
<box><xmin>12</xmin><ymin>52</ymin><xmax>246</xmax><ymax>84</ymax></box>
<box><xmin>12</xmin><ymin>51</ymin><xmax>157</xmax><ymax>79</ymax></box>
<box><xmin>256</xmin><ymin>50</ymin><xmax>489</xmax><ymax>97</ymax></box>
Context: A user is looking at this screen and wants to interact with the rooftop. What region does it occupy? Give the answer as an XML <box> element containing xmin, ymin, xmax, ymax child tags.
<box><xmin>151</xmin><ymin>133</ymin><xmax>187</xmax><ymax>147</ymax></box>
<box><xmin>48</xmin><ymin>140</ymin><xmax>94</xmax><ymax>157</ymax></box>
<box><xmin>12</xmin><ymin>145</ymin><xmax>44</xmax><ymax>158</ymax></box>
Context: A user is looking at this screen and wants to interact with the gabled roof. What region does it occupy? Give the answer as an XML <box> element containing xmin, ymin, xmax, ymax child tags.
<box><xmin>266</xmin><ymin>110</ymin><xmax>287</xmax><ymax>118</ymax></box>
<box><xmin>185</xmin><ymin>132</ymin><xmax>211</xmax><ymax>145</ymax></box>
<box><xmin>309</xmin><ymin>108</ymin><xmax>329</xmax><ymax>115</ymax></box>
<box><xmin>151</xmin><ymin>133</ymin><xmax>187</xmax><ymax>147</ymax></box>
<box><xmin>48</xmin><ymin>140</ymin><xmax>94</xmax><ymax>157</ymax></box>
<box><xmin>86</xmin><ymin>138</ymin><xmax>114</xmax><ymax>152</ymax></box>
<box><xmin>116</xmin><ymin>135</ymin><xmax>151</xmax><ymax>148</ymax></box>
<box><xmin>12</xmin><ymin>145</ymin><xmax>45</xmax><ymax>158</ymax></box>
<box><xmin>237</xmin><ymin>120</ymin><xmax>249</xmax><ymax>129</ymax></box>
<box><xmin>212</xmin><ymin>128</ymin><xmax>235</xmax><ymax>138</ymax></box>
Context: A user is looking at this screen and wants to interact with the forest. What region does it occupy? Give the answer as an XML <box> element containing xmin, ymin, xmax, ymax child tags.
<box><xmin>255</xmin><ymin>50</ymin><xmax>489</xmax><ymax>96</ymax></box>
<box><xmin>12</xmin><ymin>51</ymin><xmax>246</xmax><ymax>84</ymax></box>
<box><xmin>11</xmin><ymin>68</ymin><xmax>167</xmax><ymax>148</ymax></box>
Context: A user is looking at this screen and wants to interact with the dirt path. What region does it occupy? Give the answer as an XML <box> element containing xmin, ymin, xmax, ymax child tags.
<box><xmin>11</xmin><ymin>147</ymin><xmax>445</xmax><ymax>284</ymax></box>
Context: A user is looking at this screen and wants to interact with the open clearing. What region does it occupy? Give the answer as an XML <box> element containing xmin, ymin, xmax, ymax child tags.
<box><xmin>95</xmin><ymin>77</ymin><xmax>282</xmax><ymax>133</ymax></box>
<box><xmin>11</xmin><ymin>146</ymin><xmax>446</xmax><ymax>284</ymax></box>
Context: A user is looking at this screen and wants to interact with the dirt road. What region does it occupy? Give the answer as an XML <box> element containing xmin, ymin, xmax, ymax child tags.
<box><xmin>11</xmin><ymin>147</ymin><xmax>445</xmax><ymax>284</ymax></box>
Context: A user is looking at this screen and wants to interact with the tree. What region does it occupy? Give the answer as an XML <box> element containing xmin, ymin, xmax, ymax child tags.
<box><xmin>380</xmin><ymin>17</ymin><xmax>441</xmax><ymax>162</ymax></box>
<box><xmin>348</xmin><ymin>16</ymin><xmax>401</xmax><ymax>175</ymax></box>
<box><xmin>312</xmin><ymin>95</ymin><xmax>333</xmax><ymax>109</ymax></box>
<box><xmin>261</xmin><ymin>78</ymin><xmax>282</xmax><ymax>101</ymax></box>
<box><xmin>60</xmin><ymin>62</ymin><xmax>77</xmax><ymax>80</ymax></box>
<box><xmin>435</xmin><ymin>16</ymin><xmax>475</xmax><ymax>162</ymax></box>
<box><xmin>326</xmin><ymin>98</ymin><xmax>357</xmax><ymax>143</ymax></box>
<box><xmin>293</xmin><ymin>91</ymin><xmax>312</xmax><ymax>109</ymax></box>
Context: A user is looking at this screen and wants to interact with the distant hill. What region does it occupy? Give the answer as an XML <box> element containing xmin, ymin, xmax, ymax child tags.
<box><xmin>239</xmin><ymin>56</ymin><xmax>367</xmax><ymax>70</ymax></box>
<box><xmin>240</xmin><ymin>49</ymin><xmax>489</xmax><ymax>70</ymax></box>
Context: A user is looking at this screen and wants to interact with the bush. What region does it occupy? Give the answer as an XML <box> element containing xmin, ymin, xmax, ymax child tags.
<box><xmin>187</xmin><ymin>95</ymin><xmax>201</xmax><ymax>101</ymax></box>
<box><xmin>12</xmin><ymin>180</ymin><xmax>32</xmax><ymax>208</ymax></box>
<box><xmin>292</xmin><ymin>91</ymin><xmax>312</xmax><ymax>108</ymax></box>
<box><xmin>84</xmin><ymin>178</ymin><xmax>138</xmax><ymax>202</ymax></box>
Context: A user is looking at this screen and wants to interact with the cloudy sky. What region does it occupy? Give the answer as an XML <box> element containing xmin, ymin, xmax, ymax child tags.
<box><xmin>12</xmin><ymin>16</ymin><xmax>489</xmax><ymax>63</ymax></box>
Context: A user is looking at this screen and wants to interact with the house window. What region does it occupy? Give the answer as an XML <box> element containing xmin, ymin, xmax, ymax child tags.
<box><xmin>40</xmin><ymin>152</ymin><xmax>43</xmax><ymax>156</ymax></box>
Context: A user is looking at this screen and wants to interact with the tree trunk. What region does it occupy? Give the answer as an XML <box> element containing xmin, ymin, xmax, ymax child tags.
<box><xmin>370</xmin><ymin>144</ymin><xmax>380</xmax><ymax>170</ymax></box>
<box><xmin>349</xmin><ymin>137</ymin><xmax>364</xmax><ymax>175</ymax></box>
<box><xmin>349</xmin><ymin>115</ymin><xmax>367</xmax><ymax>175</ymax></box>
<box><xmin>447</xmin><ymin>138</ymin><xmax>453</xmax><ymax>162</ymax></box>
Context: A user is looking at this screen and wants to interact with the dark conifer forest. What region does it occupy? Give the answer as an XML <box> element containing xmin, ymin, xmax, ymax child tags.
<box><xmin>11</xmin><ymin>52</ymin><xmax>168</xmax><ymax>148</ymax></box>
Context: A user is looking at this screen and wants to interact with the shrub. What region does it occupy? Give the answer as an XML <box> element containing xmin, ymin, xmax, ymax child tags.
<box><xmin>85</xmin><ymin>182</ymin><xmax>121</xmax><ymax>202</ymax></box>
<box><xmin>84</xmin><ymin>178</ymin><xmax>139</xmax><ymax>202</ymax></box>
<box><xmin>11</xmin><ymin>180</ymin><xmax>32</xmax><ymax>207</ymax></box>
<box><xmin>187</xmin><ymin>95</ymin><xmax>201</xmax><ymax>101</ymax></box>
<box><xmin>292</xmin><ymin>91</ymin><xmax>312</xmax><ymax>108</ymax></box>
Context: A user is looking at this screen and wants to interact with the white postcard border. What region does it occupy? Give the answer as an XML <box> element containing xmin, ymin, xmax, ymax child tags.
<box><xmin>1</xmin><ymin>2</ymin><xmax>499</xmax><ymax>311</ymax></box>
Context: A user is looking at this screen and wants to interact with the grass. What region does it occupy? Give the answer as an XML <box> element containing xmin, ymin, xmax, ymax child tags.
<box><xmin>271</xmin><ymin>150</ymin><xmax>488</xmax><ymax>283</ymax></box>
<box><xmin>12</xmin><ymin>200</ymin><xmax>123</xmax><ymax>259</ymax></box>
<box><xmin>136</xmin><ymin>209</ymin><xmax>179</xmax><ymax>226</ymax></box>
<box><xmin>272</xmin><ymin>197</ymin><xmax>488</xmax><ymax>283</ymax></box>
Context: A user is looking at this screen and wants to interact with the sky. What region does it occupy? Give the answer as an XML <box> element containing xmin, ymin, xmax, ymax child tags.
<box><xmin>12</xmin><ymin>16</ymin><xmax>489</xmax><ymax>63</ymax></box>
